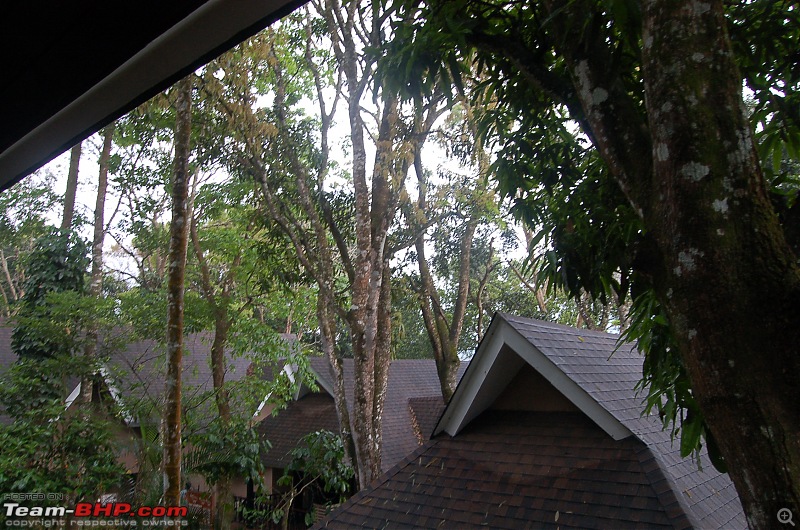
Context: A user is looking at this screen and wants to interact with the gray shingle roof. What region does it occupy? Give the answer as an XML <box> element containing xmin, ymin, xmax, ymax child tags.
<box><xmin>318</xmin><ymin>412</ymin><xmax>693</xmax><ymax>529</ymax></box>
<box><xmin>306</xmin><ymin>357</ymin><xmax>463</xmax><ymax>473</ymax></box>
<box><xmin>257</xmin><ymin>392</ymin><xmax>340</xmax><ymax>469</ymax></box>
<box><xmin>104</xmin><ymin>332</ymin><xmax>258</xmax><ymax>428</ymax></box>
<box><xmin>498</xmin><ymin>314</ymin><xmax>745</xmax><ymax>528</ymax></box>
<box><xmin>318</xmin><ymin>314</ymin><xmax>746</xmax><ymax>529</ymax></box>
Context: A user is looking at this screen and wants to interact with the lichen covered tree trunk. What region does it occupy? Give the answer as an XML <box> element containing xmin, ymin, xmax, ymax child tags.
<box><xmin>640</xmin><ymin>1</ymin><xmax>800</xmax><ymax>525</ymax></box>
<box><xmin>81</xmin><ymin>124</ymin><xmax>114</xmax><ymax>406</ymax></box>
<box><xmin>163</xmin><ymin>75</ymin><xmax>193</xmax><ymax>506</ymax></box>
<box><xmin>61</xmin><ymin>143</ymin><xmax>82</xmax><ymax>233</ymax></box>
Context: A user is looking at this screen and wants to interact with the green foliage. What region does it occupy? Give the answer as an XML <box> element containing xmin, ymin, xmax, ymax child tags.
<box><xmin>284</xmin><ymin>430</ymin><xmax>354</xmax><ymax>500</ymax></box>
<box><xmin>188</xmin><ymin>417</ymin><xmax>267</xmax><ymax>486</ymax></box>
<box><xmin>0</xmin><ymin>355</ymin><xmax>124</xmax><ymax>502</ymax></box>
<box><xmin>0</xmin><ymin>227</ymin><xmax>128</xmax><ymax>502</ymax></box>
<box><xmin>729</xmin><ymin>1</ymin><xmax>800</xmax><ymax>187</ymax></box>
<box><xmin>117</xmin><ymin>287</ymin><xmax>211</xmax><ymax>339</ymax></box>
<box><xmin>226</xmin><ymin>317</ymin><xmax>319</xmax><ymax>413</ymax></box>
<box><xmin>0</xmin><ymin>174</ymin><xmax>60</xmax><ymax>317</ymax></box>
<box><xmin>272</xmin><ymin>430</ymin><xmax>355</xmax><ymax>525</ymax></box>
<box><xmin>11</xmin><ymin>229</ymin><xmax>89</xmax><ymax>360</ymax></box>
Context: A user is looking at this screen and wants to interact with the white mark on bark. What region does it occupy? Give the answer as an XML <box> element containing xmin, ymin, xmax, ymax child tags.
<box><xmin>692</xmin><ymin>52</ymin><xmax>705</xmax><ymax>62</ymax></box>
<box><xmin>656</xmin><ymin>143</ymin><xmax>669</xmax><ymax>161</ymax></box>
<box><xmin>574</xmin><ymin>61</ymin><xmax>601</xmax><ymax>114</ymax></box>
<box><xmin>680</xmin><ymin>162</ymin><xmax>710</xmax><ymax>182</ymax></box>
<box><xmin>675</xmin><ymin>248</ymin><xmax>704</xmax><ymax>276</ymax></box>
<box><xmin>722</xmin><ymin>177</ymin><xmax>733</xmax><ymax>192</ymax></box>
<box><xmin>712</xmin><ymin>198</ymin><xmax>729</xmax><ymax>214</ymax></box>
<box><xmin>717</xmin><ymin>228</ymin><xmax>725</xmax><ymax>236</ymax></box>
<box><xmin>692</xmin><ymin>1</ymin><xmax>711</xmax><ymax>15</ymax></box>
<box><xmin>592</xmin><ymin>87</ymin><xmax>609</xmax><ymax>105</ymax></box>
<box><xmin>727</xmin><ymin>129</ymin><xmax>750</xmax><ymax>172</ymax></box>
<box><xmin>688</xmin><ymin>329</ymin><xmax>697</xmax><ymax>340</ymax></box>
<box><xmin>666</xmin><ymin>288</ymin><xmax>673</xmax><ymax>299</ymax></box>
<box><xmin>760</xmin><ymin>425</ymin><xmax>774</xmax><ymax>440</ymax></box>
<box><xmin>728</xmin><ymin>359</ymin><xmax>735</xmax><ymax>368</ymax></box>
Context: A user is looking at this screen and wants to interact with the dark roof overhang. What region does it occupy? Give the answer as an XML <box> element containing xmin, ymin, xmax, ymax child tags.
<box><xmin>0</xmin><ymin>0</ymin><xmax>304</xmax><ymax>192</ymax></box>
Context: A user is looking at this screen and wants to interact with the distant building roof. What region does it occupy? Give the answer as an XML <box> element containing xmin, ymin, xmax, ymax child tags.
<box><xmin>104</xmin><ymin>331</ymin><xmax>296</xmax><ymax>430</ymax></box>
<box><xmin>257</xmin><ymin>392</ymin><xmax>340</xmax><ymax>469</ymax></box>
<box><xmin>0</xmin><ymin>320</ymin><xmax>296</xmax><ymax>430</ymax></box>
<box><xmin>257</xmin><ymin>357</ymin><xmax>465</xmax><ymax>474</ymax></box>
<box><xmin>317</xmin><ymin>313</ymin><xmax>746</xmax><ymax>529</ymax></box>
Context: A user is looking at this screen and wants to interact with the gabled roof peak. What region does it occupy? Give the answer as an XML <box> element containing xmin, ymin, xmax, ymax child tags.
<box><xmin>431</xmin><ymin>312</ymin><xmax>744</xmax><ymax>528</ymax></box>
<box><xmin>435</xmin><ymin>313</ymin><xmax>633</xmax><ymax>441</ymax></box>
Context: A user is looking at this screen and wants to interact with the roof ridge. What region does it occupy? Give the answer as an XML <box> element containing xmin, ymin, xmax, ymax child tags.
<box><xmin>497</xmin><ymin>312</ymin><xmax>623</xmax><ymax>339</ymax></box>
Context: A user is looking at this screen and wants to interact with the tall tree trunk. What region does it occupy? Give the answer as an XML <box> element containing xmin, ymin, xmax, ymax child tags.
<box><xmin>411</xmin><ymin>137</ymin><xmax>473</xmax><ymax>403</ymax></box>
<box><xmin>81</xmin><ymin>124</ymin><xmax>114</xmax><ymax>406</ymax></box>
<box><xmin>61</xmin><ymin>143</ymin><xmax>82</xmax><ymax>233</ymax></box>
<box><xmin>640</xmin><ymin>1</ymin><xmax>800</xmax><ymax>526</ymax></box>
<box><xmin>317</xmin><ymin>290</ymin><xmax>357</xmax><ymax>481</ymax></box>
<box><xmin>239</xmin><ymin>6</ymin><xmax>416</xmax><ymax>489</ymax></box>
<box><xmin>0</xmin><ymin>249</ymin><xmax>17</xmax><ymax>317</ymax></box>
<box><xmin>414</xmin><ymin>224</ymin><xmax>472</xmax><ymax>403</ymax></box>
<box><xmin>210</xmin><ymin>312</ymin><xmax>234</xmax><ymax>530</ymax></box>
<box><xmin>371</xmin><ymin>258</ymin><xmax>392</xmax><ymax>470</ymax></box>
<box><xmin>473</xmin><ymin>245</ymin><xmax>495</xmax><ymax>341</ymax></box>
<box><xmin>190</xmin><ymin>212</ymin><xmax>234</xmax><ymax>530</ymax></box>
<box><xmin>163</xmin><ymin>76</ymin><xmax>192</xmax><ymax>506</ymax></box>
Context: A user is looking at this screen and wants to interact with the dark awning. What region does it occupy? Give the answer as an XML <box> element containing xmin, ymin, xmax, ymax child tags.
<box><xmin>0</xmin><ymin>0</ymin><xmax>304</xmax><ymax>192</ymax></box>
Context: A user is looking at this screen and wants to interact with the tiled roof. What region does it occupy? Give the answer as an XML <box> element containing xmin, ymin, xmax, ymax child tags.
<box><xmin>317</xmin><ymin>412</ymin><xmax>693</xmax><ymax>529</ymax></box>
<box><xmin>257</xmin><ymin>392</ymin><xmax>340</xmax><ymax>469</ymax></box>
<box><xmin>306</xmin><ymin>357</ymin><xmax>462</xmax><ymax>472</ymax></box>
<box><xmin>408</xmin><ymin>396</ymin><xmax>446</xmax><ymax>445</ymax></box>
<box><xmin>105</xmin><ymin>332</ymin><xmax>259</xmax><ymax>428</ymax></box>
<box><xmin>498</xmin><ymin>314</ymin><xmax>745</xmax><ymax>528</ymax></box>
<box><xmin>318</xmin><ymin>314</ymin><xmax>746</xmax><ymax>529</ymax></box>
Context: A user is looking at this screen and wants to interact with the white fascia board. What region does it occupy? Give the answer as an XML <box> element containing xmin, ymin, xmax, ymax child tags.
<box><xmin>64</xmin><ymin>383</ymin><xmax>82</xmax><ymax>410</ymax></box>
<box><xmin>435</xmin><ymin>317</ymin><xmax>632</xmax><ymax>441</ymax></box>
<box><xmin>252</xmin><ymin>362</ymin><xmax>299</xmax><ymax>419</ymax></box>
<box><xmin>435</xmin><ymin>320</ymin><xmax>512</xmax><ymax>437</ymax></box>
<box><xmin>0</xmin><ymin>0</ymin><xmax>297</xmax><ymax>186</ymax></box>
<box><xmin>503</xmin><ymin>325</ymin><xmax>632</xmax><ymax>441</ymax></box>
<box><xmin>252</xmin><ymin>392</ymin><xmax>273</xmax><ymax>420</ymax></box>
<box><xmin>99</xmin><ymin>366</ymin><xmax>135</xmax><ymax>424</ymax></box>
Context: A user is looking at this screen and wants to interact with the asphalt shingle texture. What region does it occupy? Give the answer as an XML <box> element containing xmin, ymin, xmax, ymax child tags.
<box><xmin>308</xmin><ymin>357</ymin><xmax>463</xmax><ymax>473</ymax></box>
<box><xmin>318</xmin><ymin>412</ymin><xmax>690</xmax><ymax>529</ymax></box>
<box><xmin>499</xmin><ymin>314</ymin><xmax>745</xmax><ymax>529</ymax></box>
<box><xmin>258</xmin><ymin>392</ymin><xmax>340</xmax><ymax>469</ymax></box>
<box><xmin>317</xmin><ymin>314</ymin><xmax>746</xmax><ymax>529</ymax></box>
